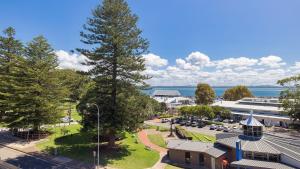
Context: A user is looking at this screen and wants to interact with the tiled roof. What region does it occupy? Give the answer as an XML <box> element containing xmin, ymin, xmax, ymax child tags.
<box><xmin>152</xmin><ymin>90</ymin><xmax>181</xmax><ymax>96</ymax></box>
<box><xmin>231</xmin><ymin>159</ymin><xmax>296</xmax><ymax>169</ymax></box>
<box><xmin>167</xmin><ymin>139</ymin><xmax>212</xmax><ymax>152</ymax></box>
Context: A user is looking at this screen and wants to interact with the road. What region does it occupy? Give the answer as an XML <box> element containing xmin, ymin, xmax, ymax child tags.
<box><xmin>0</xmin><ymin>145</ymin><xmax>66</xmax><ymax>169</ymax></box>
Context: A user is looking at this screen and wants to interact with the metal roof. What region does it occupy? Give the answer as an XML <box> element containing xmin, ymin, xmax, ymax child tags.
<box><xmin>167</xmin><ymin>139</ymin><xmax>212</xmax><ymax>152</ymax></box>
<box><xmin>205</xmin><ymin>146</ymin><xmax>227</xmax><ymax>158</ymax></box>
<box><xmin>240</xmin><ymin>111</ymin><xmax>263</xmax><ymax>126</ymax></box>
<box><xmin>216</xmin><ymin>135</ymin><xmax>281</xmax><ymax>154</ymax></box>
<box><xmin>231</xmin><ymin>159</ymin><xmax>296</xmax><ymax>169</ymax></box>
<box><xmin>152</xmin><ymin>90</ymin><xmax>181</xmax><ymax>97</ymax></box>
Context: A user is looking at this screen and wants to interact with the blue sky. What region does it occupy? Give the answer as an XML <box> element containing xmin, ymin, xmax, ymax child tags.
<box><xmin>1</xmin><ymin>0</ymin><xmax>300</xmax><ymax>85</ymax></box>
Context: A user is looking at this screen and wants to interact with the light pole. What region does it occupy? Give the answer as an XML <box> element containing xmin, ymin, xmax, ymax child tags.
<box><xmin>87</xmin><ymin>103</ymin><xmax>100</xmax><ymax>169</ymax></box>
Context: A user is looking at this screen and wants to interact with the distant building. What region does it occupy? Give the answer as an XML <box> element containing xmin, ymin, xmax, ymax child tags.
<box><xmin>212</xmin><ymin>97</ymin><xmax>291</xmax><ymax>127</ymax></box>
<box><xmin>152</xmin><ymin>90</ymin><xmax>194</xmax><ymax>110</ymax></box>
<box><xmin>152</xmin><ymin>90</ymin><xmax>181</xmax><ymax>97</ymax></box>
<box><xmin>167</xmin><ymin>114</ymin><xmax>299</xmax><ymax>169</ymax></box>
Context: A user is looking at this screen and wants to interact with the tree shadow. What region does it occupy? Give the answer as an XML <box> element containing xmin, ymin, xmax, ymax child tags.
<box><xmin>43</xmin><ymin>132</ymin><xmax>133</xmax><ymax>166</ymax></box>
<box><xmin>4</xmin><ymin>154</ymin><xmax>59</xmax><ymax>169</ymax></box>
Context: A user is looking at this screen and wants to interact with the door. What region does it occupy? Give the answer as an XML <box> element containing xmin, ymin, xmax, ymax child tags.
<box><xmin>211</xmin><ymin>157</ymin><xmax>215</xmax><ymax>169</ymax></box>
<box><xmin>199</xmin><ymin>153</ymin><xmax>204</xmax><ymax>166</ymax></box>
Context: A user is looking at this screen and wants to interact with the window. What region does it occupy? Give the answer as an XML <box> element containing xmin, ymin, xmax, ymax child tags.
<box><xmin>185</xmin><ymin>152</ymin><xmax>191</xmax><ymax>164</ymax></box>
<box><xmin>243</xmin><ymin>152</ymin><xmax>253</xmax><ymax>159</ymax></box>
<box><xmin>269</xmin><ymin>154</ymin><xmax>279</xmax><ymax>162</ymax></box>
<box><xmin>254</xmin><ymin>153</ymin><xmax>267</xmax><ymax>160</ymax></box>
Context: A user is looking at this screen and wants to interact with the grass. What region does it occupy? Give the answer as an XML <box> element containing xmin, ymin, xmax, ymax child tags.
<box><xmin>61</xmin><ymin>103</ymin><xmax>82</xmax><ymax>122</ymax></box>
<box><xmin>147</xmin><ymin>134</ymin><xmax>167</xmax><ymax>148</ymax></box>
<box><xmin>144</xmin><ymin>124</ymin><xmax>170</xmax><ymax>132</ymax></box>
<box><xmin>188</xmin><ymin>131</ymin><xmax>216</xmax><ymax>142</ymax></box>
<box><xmin>37</xmin><ymin>124</ymin><xmax>159</xmax><ymax>169</ymax></box>
<box><xmin>165</xmin><ymin>164</ymin><xmax>183</xmax><ymax>169</ymax></box>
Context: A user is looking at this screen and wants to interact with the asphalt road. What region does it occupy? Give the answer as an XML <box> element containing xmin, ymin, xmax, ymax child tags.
<box><xmin>0</xmin><ymin>145</ymin><xmax>64</xmax><ymax>169</ymax></box>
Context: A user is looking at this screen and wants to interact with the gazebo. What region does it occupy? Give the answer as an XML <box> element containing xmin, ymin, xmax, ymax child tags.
<box><xmin>240</xmin><ymin>110</ymin><xmax>263</xmax><ymax>137</ymax></box>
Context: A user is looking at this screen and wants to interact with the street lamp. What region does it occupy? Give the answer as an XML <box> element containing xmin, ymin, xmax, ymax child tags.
<box><xmin>87</xmin><ymin>103</ymin><xmax>100</xmax><ymax>169</ymax></box>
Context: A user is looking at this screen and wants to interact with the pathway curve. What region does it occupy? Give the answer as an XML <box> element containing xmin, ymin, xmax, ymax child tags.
<box><xmin>138</xmin><ymin>130</ymin><xmax>168</xmax><ymax>169</ymax></box>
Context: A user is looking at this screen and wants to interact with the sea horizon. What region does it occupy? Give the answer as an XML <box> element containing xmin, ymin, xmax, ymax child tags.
<box><xmin>142</xmin><ymin>86</ymin><xmax>285</xmax><ymax>97</ymax></box>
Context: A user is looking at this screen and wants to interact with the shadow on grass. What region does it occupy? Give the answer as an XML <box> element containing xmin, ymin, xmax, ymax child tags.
<box><xmin>43</xmin><ymin>132</ymin><xmax>133</xmax><ymax>166</ymax></box>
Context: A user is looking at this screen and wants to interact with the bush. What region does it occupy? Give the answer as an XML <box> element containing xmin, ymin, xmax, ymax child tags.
<box><xmin>175</xmin><ymin>126</ymin><xmax>192</xmax><ymax>140</ymax></box>
<box><xmin>206</xmin><ymin>121</ymin><xmax>223</xmax><ymax>125</ymax></box>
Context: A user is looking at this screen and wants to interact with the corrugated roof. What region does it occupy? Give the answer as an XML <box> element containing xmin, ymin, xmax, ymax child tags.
<box><xmin>240</xmin><ymin>111</ymin><xmax>263</xmax><ymax>126</ymax></box>
<box><xmin>216</xmin><ymin>135</ymin><xmax>281</xmax><ymax>154</ymax></box>
<box><xmin>167</xmin><ymin>139</ymin><xmax>212</xmax><ymax>152</ymax></box>
<box><xmin>231</xmin><ymin>159</ymin><xmax>295</xmax><ymax>169</ymax></box>
<box><xmin>152</xmin><ymin>90</ymin><xmax>181</xmax><ymax>97</ymax></box>
<box><xmin>205</xmin><ymin>146</ymin><xmax>227</xmax><ymax>158</ymax></box>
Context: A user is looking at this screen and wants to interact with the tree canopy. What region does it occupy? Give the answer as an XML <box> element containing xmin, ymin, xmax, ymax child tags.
<box><xmin>77</xmin><ymin>0</ymin><xmax>150</xmax><ymax>146</ymax></box>
<box><xmin>277</xmin><ymin>75</ymin><xmax>300</xmax><ymax>122</ymax></box>
<box><xmin>195</xmin><ymin>83</ymin><xmax>216</xmax><ymax>105</ymax></box>
<box><xmin>223</xmin><ymin>85</ymin><xmax>253</xmax><ymax>101</ymax></box>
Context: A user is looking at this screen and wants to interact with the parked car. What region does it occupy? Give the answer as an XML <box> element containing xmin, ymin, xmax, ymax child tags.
<box><xmin>210</xmin><ymin>125</ymin><xmax>217</xmax><ymax>130</ymax></box>
<box><xmin>216</xmin><ymin>125</ymin><xmax>223</xmax><ymax>131</ymax></box>
<box><xmin>232</xmin><ymin>126</ymin><xmax>238</xmax><ymax>129</ymax></box>
<box><xmin>185</xmin><ymin>121</ymin><xmax>192</xmax><ymax>126</ymax></box>
<box><xmin>61</xmin><ymin>117</ymin><xmax>73</xmax><ymax>123</ymax></box>
<box><xmin>161</xmin><ymin>118</ymin><xmax>169</xmax><ymax>123</ymax></box>
<box><xmin>223</xmin><ymin>126</ymin><xmax>230</xmax><ymax>132</ymax></box>
<box><xmin>197</xmin><ymin>122</ymin><xmax>205</xmax><ymax>128</ymax></box>
<box><xmin>191</xmin><ymin>122</ymin><xmax>198</xmax><ymax>127</ymax></box>
<box><xmin>223</xmin><ymin>119</ymin><xmax>229</xmax><ymax>123</ymax></box>
<box><xmin>180</xmin><ymin>121</ymin><xmax>186</xmax><ymax>126</ymax></box>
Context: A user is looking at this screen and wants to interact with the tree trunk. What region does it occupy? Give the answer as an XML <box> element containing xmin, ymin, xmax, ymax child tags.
<box><xmin>108</xmin><ymin>134</ymin><xmax>116</xmax><ymax>147</ymax></box>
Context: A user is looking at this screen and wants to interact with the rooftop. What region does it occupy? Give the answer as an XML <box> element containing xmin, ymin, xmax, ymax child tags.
<box><xmin>152</xmin><ymin>90</ymin><xmax>181</xmax><ymax>97</ymax></box>
<box><xmin>231</xmin><ymin>159</ymin><xmax>295</xmax><ymax>169</ymax></box>
<box><xmin>212</xmin><ymin>100</ymin><xmax>283</xmax><ymax>112</ymax></box>
<box><xmin>240</xmin><ymin>111</ymin><xmax>263</xmax><ymax>126</ymax></box>
<box><xmin>167</xmin><ymin>139</ymin><xmax>213</xmax><ymax>152</ymax></box>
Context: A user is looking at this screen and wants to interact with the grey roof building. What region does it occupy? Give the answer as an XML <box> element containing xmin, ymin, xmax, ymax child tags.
<box><xmin>152</xmin><ymin>90</ymin><xmax>181</xmax><ymax>97</ymax></box>
<box><xmin>166</xmin><ymin>113</ymin><xmax>300</xmax><ymax>169</ymax></box>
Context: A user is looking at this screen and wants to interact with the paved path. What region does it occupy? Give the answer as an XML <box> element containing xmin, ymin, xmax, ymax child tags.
<box><xmin>138</xmin><ymin>130</ymin><xmax>167</xmax><ymax>153</ymax></box>
<box><xmin>138</xmin><ymin>130</ymin><xmax>168</xmax><ymax>169</ymax></box>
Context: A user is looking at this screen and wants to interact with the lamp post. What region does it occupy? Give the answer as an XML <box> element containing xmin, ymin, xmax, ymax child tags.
<box><xmin>87</xmin><ymin>103</ymin><xmax>100</xmax><ymax>169</ymax></box>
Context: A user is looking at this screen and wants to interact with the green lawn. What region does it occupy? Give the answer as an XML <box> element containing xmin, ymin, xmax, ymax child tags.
<box><xmin>165</xmin><ymin>164</ymin><xmax>183</xmax><ymax>169</ymax></box>
<box><xmin>61</xmin><ymin>103</ymin><xmax>82</xmax><ymax>122</ymax></box>
<box><xmin>147</xmin><ymin>134</ymin><xmax>167</xmax><ymax>148</ymax></box>
<box><xmin>188</xmin><ymin>131</ymin><xmax>216</xmax><ymax>142</ymax></box>
<box><xmin>144</xmin><ymin>124</ymin><xmax>170</xmax><ymax>132</ymax></box>
<box><xmin>37</xmin><ymin>124</ymin><xmax>159</xmax><ymax>169</ymax></box>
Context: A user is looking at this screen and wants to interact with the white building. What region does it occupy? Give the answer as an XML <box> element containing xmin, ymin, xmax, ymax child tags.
<box><xmin>212</xmin><ymin>97</ymin><xmax>291</xmax><ymax>127</ymax></box>
<box><xmin>152</xmin><ymin>90</ymin><xmax>194</xmax><ymax>109</ymax></box>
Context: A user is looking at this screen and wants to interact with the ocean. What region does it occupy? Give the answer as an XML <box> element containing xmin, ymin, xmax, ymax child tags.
<box><xmin>142</xmin><ymin>86</ymin><xmax>284</xmax><ymax>97</ymax></box>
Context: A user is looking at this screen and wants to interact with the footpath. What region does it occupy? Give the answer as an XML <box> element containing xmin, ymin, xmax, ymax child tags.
<box><xmin>138</xmin><ymin>130</ymin><xmax>169</xmax><ymax>169</ymax></box>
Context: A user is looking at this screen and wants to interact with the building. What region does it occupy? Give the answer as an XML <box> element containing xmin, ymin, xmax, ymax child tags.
<box><xmin>212</xmin><ymin>97</ymin><xmax>291</xmax><ymax>127</ymax></box>
<box><xmin>167</xmin><ymin>113</ymin><xmax>299</xmax><ymax>169</ymax></box>
<box><xmin>152</xmin><ymin>90</ymin><xmax>194</xmax><ymax>109</ymax></box>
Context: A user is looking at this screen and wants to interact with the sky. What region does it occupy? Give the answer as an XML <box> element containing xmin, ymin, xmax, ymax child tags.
<box><xmin>1</xmin><ymin>0</ymin><xmax>300</xmax><ymax>86</ymax></box>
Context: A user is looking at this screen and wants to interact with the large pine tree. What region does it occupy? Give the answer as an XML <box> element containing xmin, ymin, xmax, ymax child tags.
<box><xmin>0</xmin><ymin>27</ymin><xmax>24</xmax><ymax>122</ymax></box>
<box><xmin>77</xmin><ymin>0</ymin><xmax>149</xmax><ymax>146</ymax></box>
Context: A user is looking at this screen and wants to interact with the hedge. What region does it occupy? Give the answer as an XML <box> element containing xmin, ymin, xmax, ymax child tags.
<box><xmin>175</xmin><ymin>126</ymin><xmax>192</xmax><ymax>140</ymax></box>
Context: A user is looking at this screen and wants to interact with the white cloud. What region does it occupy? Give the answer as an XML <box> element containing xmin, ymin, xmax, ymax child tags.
<box><xmin>258</xmin><ymin>55</ymin><xmax>286</xmax><ymax>68</ymax></box>
<box><xmin>55</xmin><ymin>49</ymin><xmax>297</xmax><ymax>86</ymax></box>
<box><xmin>56</xmin><ymin>50</ymin><xmax>90</xmax><ymax>71</ymax></box>
<box><xmin>143</xmin><ymin>53</ymin><xmax>168</xmax><ymax>68</ymax></box>
<box><xmin>214</xmin><ymin>57</ymin><xmax>258</xmax><ymax>69</ymax></box>
<box><xmin>186</xmin><ymin>51</ymin><xmax>210</xmax><ymax>66</ymax></box>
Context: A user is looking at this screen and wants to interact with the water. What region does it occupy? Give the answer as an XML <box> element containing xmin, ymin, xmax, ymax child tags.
<box><xmin>142</xmin><ymin>86</ymin><xmax>284</xmax><ymax>97</ymax></box>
